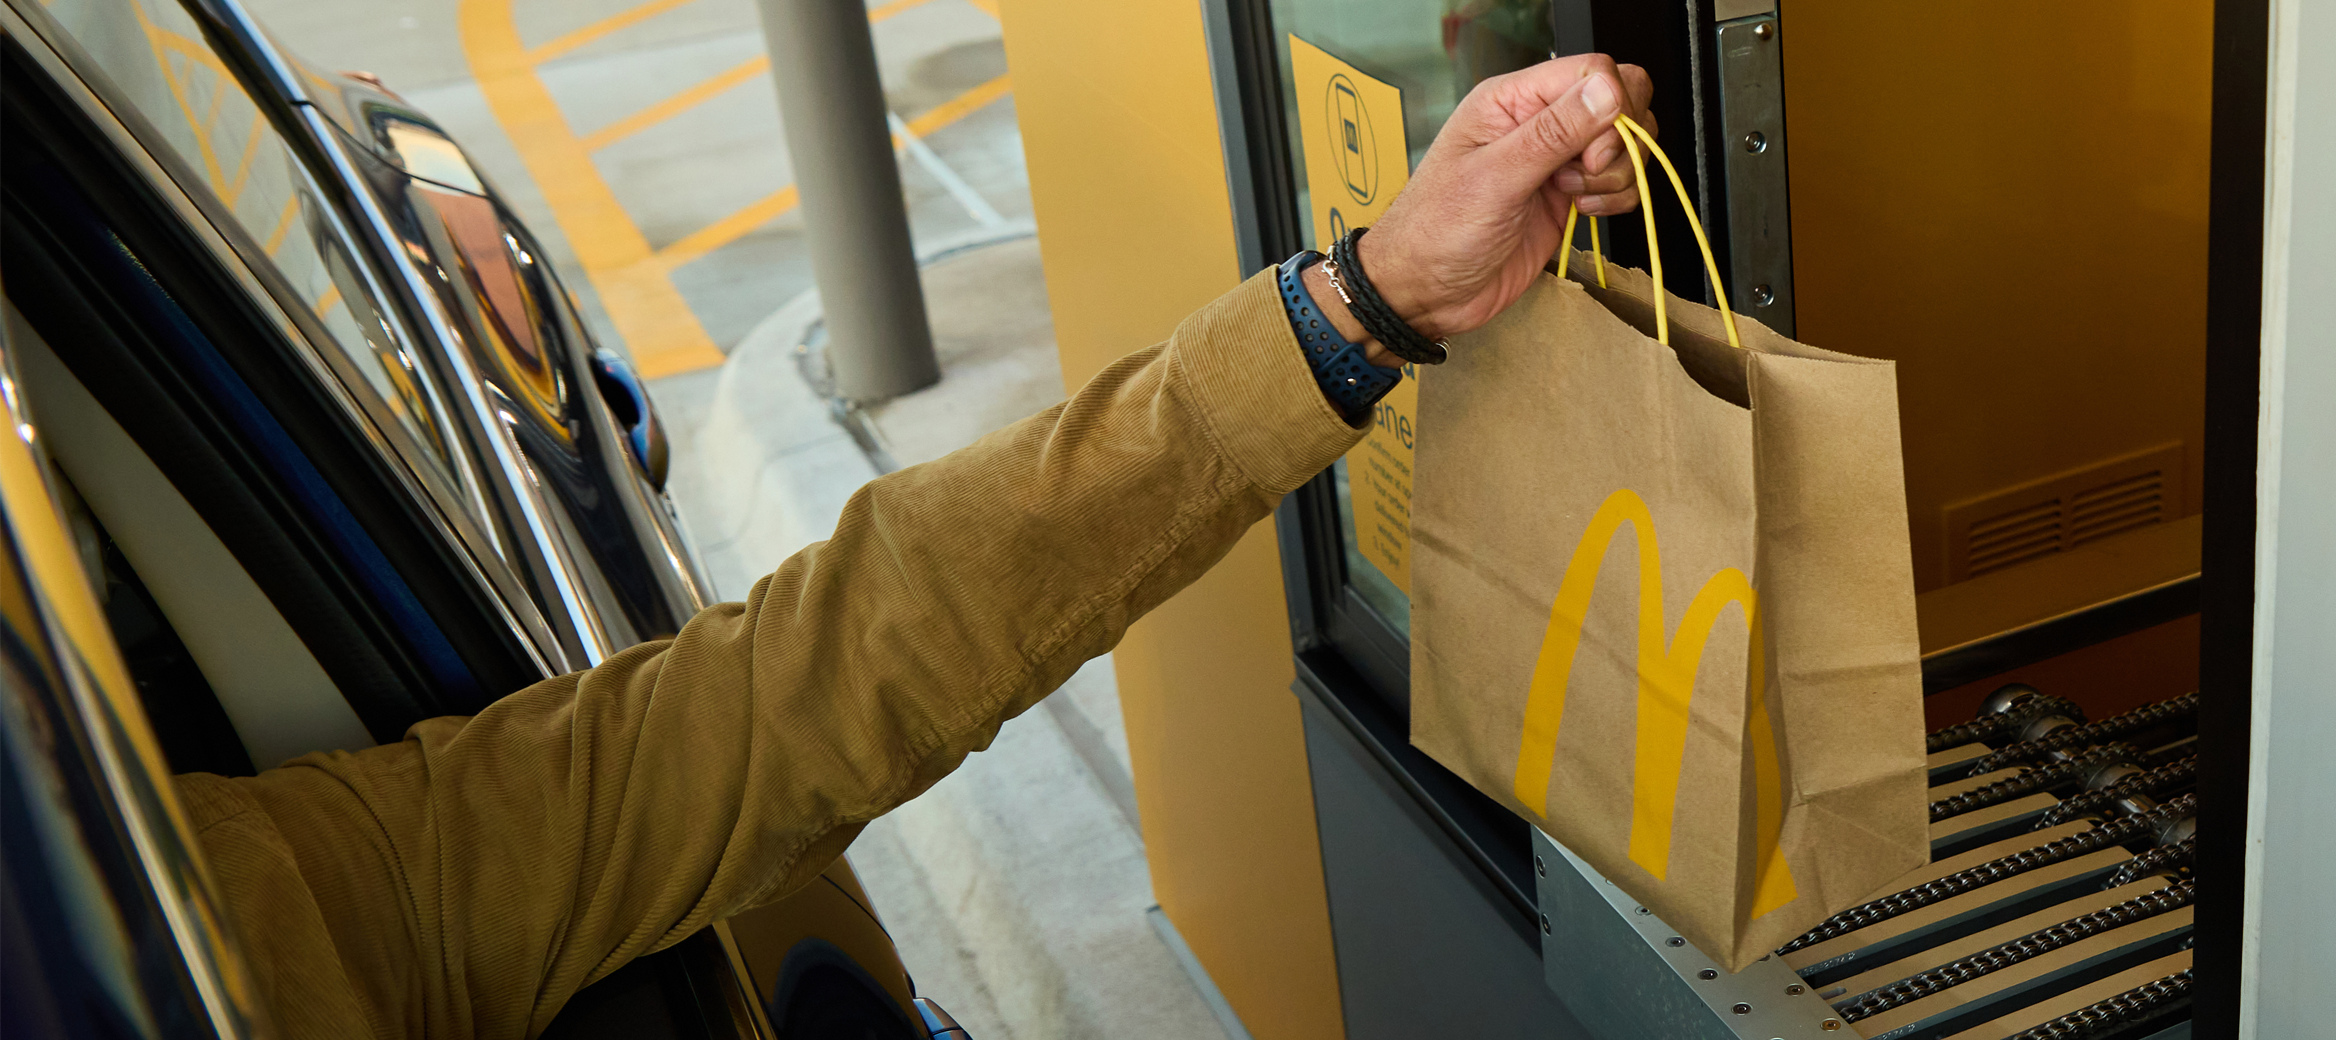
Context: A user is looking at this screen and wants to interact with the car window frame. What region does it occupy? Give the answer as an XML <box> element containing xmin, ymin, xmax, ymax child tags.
<box><xmin>3</xmin><ymin>0</ymin><xmax>571</xmax><ymax>682</ymax></box>
<box><xmin>0</xmin><ymin>102</ymin><xmax>261</xmax><ymax>1029</ymax></box>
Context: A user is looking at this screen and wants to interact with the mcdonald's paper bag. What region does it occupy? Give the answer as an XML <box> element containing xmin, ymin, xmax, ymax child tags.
<box><xmin>1409</xmin><ymin>255</ymin><xmax>1928</xmax><ymax>971</ymax></box>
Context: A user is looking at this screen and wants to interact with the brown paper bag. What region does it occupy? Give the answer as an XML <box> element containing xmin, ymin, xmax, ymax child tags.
<box><xmin>1408</xmin><ymin>119</ymin><xmax>1927</xmax><ymax>971</ymax></box>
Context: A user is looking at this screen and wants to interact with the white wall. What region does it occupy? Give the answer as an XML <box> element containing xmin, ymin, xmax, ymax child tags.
<box><xmin>2241</xmin><ymin>0</ymin><xmax>2336</xmax><ymax>1032</ymax></box>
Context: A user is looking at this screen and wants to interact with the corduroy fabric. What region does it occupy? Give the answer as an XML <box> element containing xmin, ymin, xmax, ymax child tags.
<box><xmin>170</xmin><ymin>270</ymin><xmax>1364</xmax><ymax>1039</ymax></box>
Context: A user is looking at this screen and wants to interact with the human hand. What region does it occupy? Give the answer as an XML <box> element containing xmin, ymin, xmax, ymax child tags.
<box><xmin>1322</xmin><ymin>55</ymin><xmax>1654</xmax><ymax>351</ymax></box>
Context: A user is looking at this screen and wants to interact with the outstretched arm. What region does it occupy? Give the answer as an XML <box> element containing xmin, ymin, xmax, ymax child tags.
<box><xmin>191</xmin><ymin>272</ymin><xmax>1362</xmax><ymax>1037</ymax></box>
<box><xmin>173</xmin><ymin>53</ymin><xmax>1652</xmax><ymax>1039</ymax></box>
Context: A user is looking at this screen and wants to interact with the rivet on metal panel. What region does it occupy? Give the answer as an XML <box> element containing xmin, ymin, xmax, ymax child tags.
<box><xmin>1634</xmin><ymin>906</ymin><xmax>1651</xmax><ymax>915</ymax></box>
<box><xmin>1698</xmin><ymin>969</ymin><xmax>1719</xmax><ymax>981</ymax></box>
<box><xmin>1786</xmin><ymin>984</ymin><xmax>1806</xmax><ymax>995</ymax></box>
<box><xmin>1666</xmin><ymin>937</ymin><xmax>1685</xmax><ymax>947</ymax></box>
<box><xmin>1823</xmin><ymin>1020</ymin><xmax>1844</xmax><ymax>1031</ymax></box>
<box><xmin>1732</xmin><ymin>1003</ymin><xmax>1753</xmax><ymax>1015</ymax></box>
<box><xmin>1752</xmin><ymin>284</ymin><xmax>1776</xmax><ymax>306</ymax></box>
<box><xmin>1716</xmin><ymin>14</ymin><xmax>1795</xmax><ymax>337</ymax></box>
<box><xmin>1540</xmin><ymin>912</ymin><xmax>1552</xmax><ymax>935</ymax></box>
<box><xmin>1535</xmin><ymin>856</ymin><xmax>1547</xmax><ymax>877</ymax></box>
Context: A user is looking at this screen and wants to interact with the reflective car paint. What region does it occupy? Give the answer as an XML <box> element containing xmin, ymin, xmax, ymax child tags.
<box><xmin>277</xmin><ymin>44</ymin><xmax>711</xmax><ymax>658</ymax></box>
<box><xmin>3</xmin><ymin>0</ymin><xmax>948</xmax><ymax>1035</ymax></box>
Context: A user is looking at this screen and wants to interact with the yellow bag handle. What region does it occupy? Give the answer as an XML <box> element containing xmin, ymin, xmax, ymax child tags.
<box><xmin>1557</xmin><ymin>114</ymin><xmax>1743</xmax><ymax>350</ymax></box>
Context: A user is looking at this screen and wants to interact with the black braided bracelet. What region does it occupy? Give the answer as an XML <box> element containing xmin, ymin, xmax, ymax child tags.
<box><xmin>1329</xmin><ymin>227</ymin><xmax>1448</xmax><ymax>365</ymax></box>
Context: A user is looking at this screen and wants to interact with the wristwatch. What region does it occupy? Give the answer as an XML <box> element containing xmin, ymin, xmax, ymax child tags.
<box><xmin>1277</xmin><ymin>250</ymin><xmax>1400</xmax><ymax>421</ymax></box>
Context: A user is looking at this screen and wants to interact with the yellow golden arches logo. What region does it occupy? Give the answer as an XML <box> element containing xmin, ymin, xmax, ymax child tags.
<box><xmin>1511</xmin><ymin>489</ymin><xmax>1798</xmax><ymax>919</ymax></box>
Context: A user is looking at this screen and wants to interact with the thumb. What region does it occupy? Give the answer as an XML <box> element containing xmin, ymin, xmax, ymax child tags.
<box><xmin>1484</xmin><ymin>72</ymin><xmax>1624</xmax><ymax>197</ymax></box>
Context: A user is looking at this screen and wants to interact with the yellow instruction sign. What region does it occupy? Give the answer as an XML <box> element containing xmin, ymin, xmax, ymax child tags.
<box><xmin>1289</xmin><ymin>35</ymin><xmax>1415</xmax><ymax>593</ymax></box>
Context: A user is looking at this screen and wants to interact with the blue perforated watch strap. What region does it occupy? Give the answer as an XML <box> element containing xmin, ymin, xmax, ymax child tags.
<box><xmin>1278</xmin><ymin>251</ymin><xmax>1400</xmax><ymax>422</ymax></box>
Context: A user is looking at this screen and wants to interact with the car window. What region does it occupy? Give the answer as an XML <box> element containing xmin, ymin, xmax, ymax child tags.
<box><xmin>0</xmin><ymin>319</ymin><xmax>265</xmax><ymax>1040</ymax></box>
<box><xmin>32</xmin><ymin>0</ymin><xmax>467</xmax><ymax>503</ymax></box>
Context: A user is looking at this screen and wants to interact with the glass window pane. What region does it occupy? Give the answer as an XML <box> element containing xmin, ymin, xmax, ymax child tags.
<box><xmin>1272</xmin><ymin>0</ymin><xmax>1550</xmax><ymax>641</ymax></box>
<box><xmin>1333</xmin><ymin>457</ymin><xmax>1412</xmax><ymax>634</ymax></box>
<box><xmin>1270</xmin><ymin>0</ymin><xmax>1553</xmax><ymax>247</ymax></box>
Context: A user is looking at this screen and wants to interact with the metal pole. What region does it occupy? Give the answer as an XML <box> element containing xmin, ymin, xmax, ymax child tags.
<box><xmin>755</xmin><ymin>0</ymin><xmax>939</xmax><ymax>401</ymax></box>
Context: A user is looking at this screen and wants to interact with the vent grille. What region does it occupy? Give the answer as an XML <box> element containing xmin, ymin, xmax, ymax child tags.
<box><xmin>1945</xmin><ymin>444</ymin><xmax>2185</xmax><ymax>582</ymax></box>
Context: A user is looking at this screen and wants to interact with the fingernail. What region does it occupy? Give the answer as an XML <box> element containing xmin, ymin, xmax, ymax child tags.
<box><xmin>1581</xmin><ymin>74</ymin><xmax>1619</xmax><ymax>117</ymax></box>
<box><xmin>1557</xmin><ymin>168</ymin><xmax>1585</xmax><ymax>194</ymax></box>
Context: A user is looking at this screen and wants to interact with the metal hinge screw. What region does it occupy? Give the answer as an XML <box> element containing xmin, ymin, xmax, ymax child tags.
<box><xmin>1540</xmin><ymin>913</ymin><xmax>1552</xmax><ymax>935</ymax></box>
<box><xmin>1754</xmin><ymin>21</ymin><xmax>1774</xmax><ymax>39</ymax></box>
<box><xmin>1698</xmin><ymin>969</ymin><xmax>1719</xmax><ymax>981</ymax></box>
<box><xmin>1535</xmin><ymin>856</ymin><xmax>1546</xmax><ymax>877</ymax></box>
<box><xmin>1786</xmin><ymin>984</ymin><xmax>1806</xmax><ymax>996</ymax></box>
<box><xmin>1752</xmin><ymin>284</ymin><xmax>1776</xmax><ymax>307</ymax></box>
<box><xmin>1732</xmin><ymin>1003</ymin><xmax>1754</xmax><ymax>1015</ymax></box>
<box><xmin>1743</xmin><ymin>131</ymin><xmax>1768</xmax><ymax>154</ymax></box>
<box><xmin>1666</xmin><ymin>936</ymin><xmax>1685</xmax><ymax>947</ymax></box>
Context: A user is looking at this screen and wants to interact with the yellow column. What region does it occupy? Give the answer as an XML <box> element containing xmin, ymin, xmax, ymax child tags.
<box><xmin>997</xmin><ymin>2</ymin><xmax>1346</xmax><ymax>1038</ymax></box>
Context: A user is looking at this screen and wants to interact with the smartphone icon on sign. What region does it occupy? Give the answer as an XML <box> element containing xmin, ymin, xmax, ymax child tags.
<box><xmin>1334</xmin><ymin>80</ymin><xmax>1370</xmax><ymax>201</ymax></box>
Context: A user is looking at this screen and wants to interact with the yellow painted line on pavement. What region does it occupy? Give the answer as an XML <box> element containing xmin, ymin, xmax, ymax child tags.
<box><xmin>867</xmin><ymin>0</ymin><xmax>937</xmax><ymax>22</ymax></box>
<box><xmin>904</xmin><ymin>72</ymin><xmax>1008</xmax><ymax>137</ymax></box>
<box><xmin>526</xmin><ymin>0</ymin><xmax>697</xmax><ymax>63</ymax></box>
<box><xmin>138</xmin><ymin>15</ymin><xmax>223</xmax><ymax>187</ymax></box>
<box><xmin>222</xmin><ymin>115</ymin><xmax>267</xmax><ymax>207</ymax></box>
<box><xmin>652</xmin><ymin>72</ymin><xmax>1010</xmax><ymax>269</ymax></box>
<box><xmin>534</xmin><ymin>0</ymin><xmax>932</xmax><ymax>66</ymax></box>
<box><xmin>462</xmin><ymin>0</ymin><xmax>724</xmax><ymax>377</ymax></box>
<box><xmin>580</xmin><ymin>51</ymin><xmax>1003</xmax><ymax>158</ymax></box>
<box><xmin>575</xmin><ymin>0</ymin><xmax>936</xmax><ymax>154</ymax></box>
<box><xmin>262</xmin><ymin>195</ymin><xmax>300</xmax><ymax>255</ymax></box>
<box><xmin>580</xmin><ymin>56</ymin><xmax>769</xmax><ymax>151</ymax></box>
<box><xmin>467</xmin><ymin>0</ymin><xmax>1003</xmax><ymax>378</ymax></box>
<box><xmin>658</xmin><ymin>185</ymin><xmax>798</xmax><ymax>269</ymax></box>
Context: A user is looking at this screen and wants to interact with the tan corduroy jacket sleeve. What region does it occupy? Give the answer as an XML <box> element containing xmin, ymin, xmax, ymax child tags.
<box><xmin>170</xmin><ymin>270</ymin><xmax>1368</xmax><ymax>1040</ymax></box>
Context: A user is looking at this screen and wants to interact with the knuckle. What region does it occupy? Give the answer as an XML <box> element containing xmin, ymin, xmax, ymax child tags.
<box><xmin>1530</xmin><ymin>108</ymin><xmax>1585</xmax><ymax>155</ymax></box>
<box><xmin>1457</xmin><ymin>73</ymin><xmax>1501</xmax><ymax>111</ymax></box>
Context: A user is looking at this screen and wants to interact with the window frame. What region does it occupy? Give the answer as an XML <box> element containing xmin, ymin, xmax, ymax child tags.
<box><xmin>1</xmin><ymin>8</ymin><xmax>556</xmax><ymax>728</ymax></box>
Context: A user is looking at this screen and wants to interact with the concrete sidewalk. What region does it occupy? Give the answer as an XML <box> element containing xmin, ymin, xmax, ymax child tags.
<box><xmin>651</xmin><ymin>236</ymin><xmax>1235</xmax><ymax>1040</ymax></box>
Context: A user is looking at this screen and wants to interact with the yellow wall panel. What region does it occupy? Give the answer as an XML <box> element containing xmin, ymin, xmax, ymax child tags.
<box><xmin>1786</xmin><ymin>0</ymin><xmax>2213</xmax><ymax>592</ymax></box>
<box><xmin>996</xmin><ymin>2</ymin><xmax>1347</xmax><ymax>1038</ymax></box>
